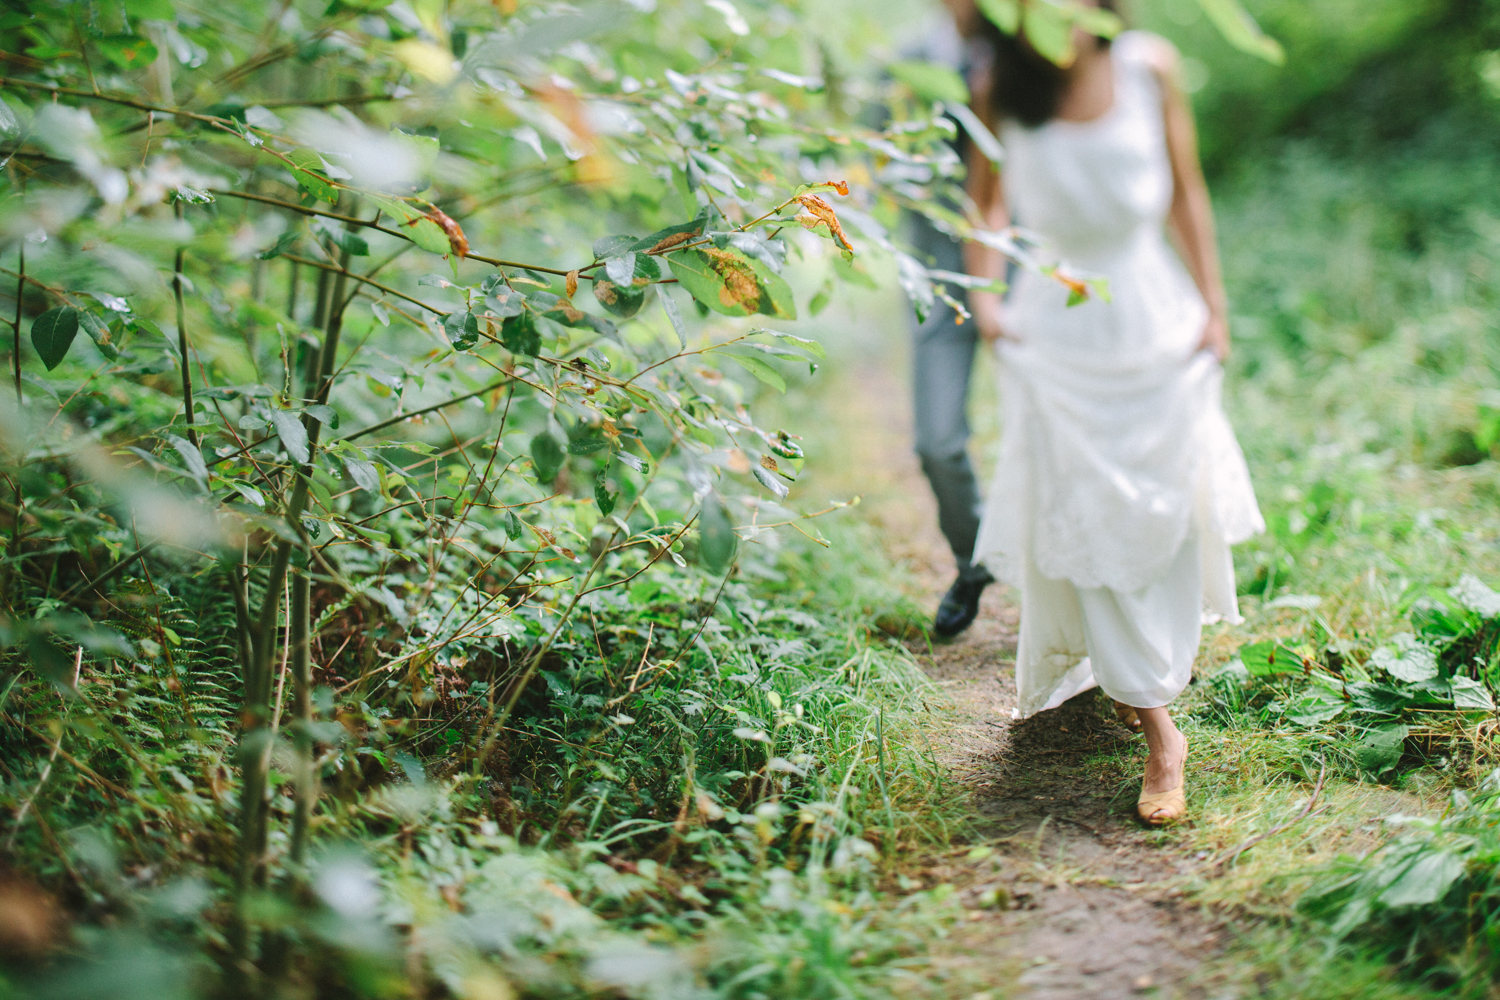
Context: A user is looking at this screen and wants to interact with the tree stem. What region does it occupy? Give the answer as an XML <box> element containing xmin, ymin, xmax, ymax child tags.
<box><xmin>174</xmin><ymin>201</ymin><xmax>197</xmax><ymax>447</ymax></box>
<box><xmin>235</xmin><ymin>216</ymin><xmax>356</xmax><ymax>954</ymax></box>
<box><xmin>12</xmin><ymin>243</ymin><xmax>22</xmax><ymax>405</ymax></box>
<box><xmin>288</xmin><ymin>555</ymin><xmax>313</xmax><ymax>865</ymax></box>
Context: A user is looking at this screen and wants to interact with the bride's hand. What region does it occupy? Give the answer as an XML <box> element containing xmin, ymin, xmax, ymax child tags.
<box><xmin>974</xmin><ymin>301</ymin><xmax>1015</xmax><ymax>345</ymax></box>
<box><xmin>1198</xmin><ymin>313</ymin><xmax>1230</xmax><ymax>361</ymax></box>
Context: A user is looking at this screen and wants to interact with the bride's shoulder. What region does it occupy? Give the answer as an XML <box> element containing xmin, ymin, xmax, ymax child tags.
<box><xmin>1115</xmin><ymin>30</ymin><xmax>1181</xmax><ymax>75</ymax></box>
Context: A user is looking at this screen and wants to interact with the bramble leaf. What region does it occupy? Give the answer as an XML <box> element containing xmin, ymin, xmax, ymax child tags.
<box><xmin>530</xmin><ymin>432</ymin><xmax>566</xmax><ymax>484</ymax></box>
<box><xmin>30</xmin><ymin>308</ymin><xmax>80</xmax><ymax>370</ymax></box>
<box><xmin>699</xmin><ymin>493</ymin><xmax>736</xmax><ymax>572</ymax></box>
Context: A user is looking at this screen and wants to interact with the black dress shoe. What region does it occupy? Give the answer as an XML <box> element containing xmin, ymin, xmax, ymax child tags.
<box><xmin>933</xmin><ymin>569</ymin><xmax>994</xmax><ymax>637</ymax></box>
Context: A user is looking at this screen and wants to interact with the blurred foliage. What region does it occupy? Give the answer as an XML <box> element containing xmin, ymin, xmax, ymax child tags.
<box><xmin>1144</xmin><ymin>0</ymin><xmax>1500</xmax><ymax>172</ymax></box>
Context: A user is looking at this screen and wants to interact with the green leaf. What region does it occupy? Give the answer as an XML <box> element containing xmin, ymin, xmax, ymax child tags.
<box><xmin>1073</xmin><ymin>5</ymin><xmax>1124</xmax><ymax>38</ymax></box>
<box><xmin>808</xmin><ymin>280</ymin><xmax>832</xmax><ymax>317</ymax></box>
<box><xmin>270</xmin><ymin>409</ymin><xmax>310</xmax><ymax>464</ymax></box>
<box><xmin>1377</xmin><ymin>850</ymin><xmax>1466</xmax><ymax>908</ymax></box>
<box><xmin>501</xmin><ymin>310</ymin><xmax>540</xmax><ymax>356</ymax></box>
<box><xmin>288</xmin><ymin>149</ymin><xmax>338</xmax><ymax>205</ymax></box>
<box><xmin>888</xmin><ymin>60</ymin><xmax>970</xmax><ymax>105</ymax></box>
<box><xmin>444</xmin><ymin>310</ymin><xmax>480</xmax><ymax>351</ymax></box>
<box><xmin>660</xmin><ymin>288</ymin><xmax>688</xmax><ymax>349</ymax></box>
<box><xmin>1022</xmin><ymin>2</ymin><xmax>1074</xmax><ymax>65</ymax></box>
<box><xmin>96</xmin><ymin>35</ymin><xmax>159</xmax><ymax>70</ymax></box>
<box><xmin>1356</xmin><ymin>724</ymin><xmax>1409</xmax><ymax>775</ymax></box>
<box><xmin>125</xmin><ymin>0</ymin><xmax>176</xmax><ymax>18</ymax></box>
<box><xmin>720</xmin><ymin>352</ymin><xmax>786</xmax><ymax>393</ymax></box>
<box><xmin>530</xmin><ymin>432</ymin><xmax>566</xmax><ymax>484</ymax></box>
<box><xmin>230</xmin><ymin>481</ymin><xmax>265</xmax><ymax>507</ymax></box>
<box><xmin>343</xmin><ymin>455</ymin><xmax>379</xmax><ymax>493</ymax></box>
<box><xmin>1346</xmin><ymin>682</ymin><xmax>1411</xmax><ymax>719</ymax></box>
<box><xmin>30</xmin><ymin>307</ymin><xmax>80</xmax><ymax>370</ymax></box>
<box><xmin>699</xmin><ymin>493</ymin><xmax>737</xmax><ymax>573</ymax></box>
<box><xmin>1237</xmin><ymin>640</ymin><xmax>1304</xmax><ymax>677</ymax></box>
<box><xmin>1286</xmin><ymin>688</ymin><xmax>1345</xmax><ymax>726</ymax></box>
<box><xmin>1369</xmin><ymin>635</ymin><xmax>1439</xmax><ymax>683</ymax></box>
<box><xmin>202</xmin><ymin>102</ymin><xmax>248</xmax><ymax>123</ymax></box>
<box><xmin>893</xmin><ymin>252</ymin><xmax>934</xmax><ymax>323</ymax></box>
<box><xmin>1196</xmin><ymin>0</ymin><xmax>1285</xmax><ymax>64</ymax></box>
<box><xmin>304</xmin><ymin>403</ymin><xmax>338</xmax><ymax>429</ymax></box>
<box><xmin>167</xmin><ymin>433</ymin><xmax>207</xmax><ymax>481</ymax></box>
<box><xmin>769</xmin><ymin>331</ymin><xmax>826</xmax><ymax>360</ymax></box>
<box><xmin>667</xmin><ymin>247</ymin><xmax>796</xmax><ymax>320</ymax></box>
<box><xmin>615</xmin><ymin>451</ymin><xmax>649</xmax><ymax>475</ymax></box>
<box><xmin>594</xmin><ymin>467</ymin><xmax>618</xmax><ymax>516</ymax></box>
<box><xmin>256</xmin><ymin>231</ymin><xmax>300</xmax><ymax>260</ymax></box>
<box><xmin>593</xmin><ymin>235</ymin><xmax>637</xmax><ymax>258</ymax></box>
<box><xmin>77</xmin><ymin>310</ymin><xmax>119</xmax><ymax>360</ymax></box>
<box><xmin>322</xmin><ymin>228</ymin><xmax>369</xmax><ymax>256</ymax></box>
<box><xmin>1474</xmin><ymin>406</ymin><xmax>1500</xmax><ymax>453</ymax></box>
<box><xmin>504</xmin><ymin>510</ymin><xmax>523</xmax><ymax>541</ymax></box>
<box><xmin>592</xmin><ymin>253</ymin><xmax>661</xmax><ymax>318</ymax></box>
<box><xmin>752</xmin><ymin>463</ymin><xmax>790</xmax><ymax>498</ymax></box>
<box><xmin>410</xmin><ymin>218</ymin><xmax>454</xmax><ymax>254</ymax></box>
<box><xmin>366</xmin><ymin>197</ymin><xmax>447</xmax><ymax>254</ymax></box>
<box><xmin>567</xmin><ymin>423</ymin><xmax>608</xmax><ymax>455</ymax></box>
<box><xmin>1451</xmin><ymin>676</ymin><xmax>1496</xmax><ymax>711</ymax></box>
<box><xmin>977</xmin><ymin>0</ymin><xmax>1020</xmax><ymax>33</ymax></box>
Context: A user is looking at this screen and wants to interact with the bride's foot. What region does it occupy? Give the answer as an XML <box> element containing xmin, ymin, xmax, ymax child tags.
<box><xmin>1142</xmin><ymin>728</ymin><xmax>1187</xmax><ymax>795</ymax></box>
<box><xmin>1134</xmin><ymin>709</ymin><xmax>1188</xmax><ymax>826</ymax></box>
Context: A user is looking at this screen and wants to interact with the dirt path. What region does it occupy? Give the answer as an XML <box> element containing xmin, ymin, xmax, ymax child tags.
<box><xmin>825</xmin><ymin>360</ymin><xmax>1223</xmax><ymax>999</ymax></box>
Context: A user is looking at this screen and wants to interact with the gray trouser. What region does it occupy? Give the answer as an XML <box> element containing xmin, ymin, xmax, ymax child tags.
<box><xmin>909</xmin><ymin>215</ymin><xmax>988</xmax><ymax>582</ymax></box>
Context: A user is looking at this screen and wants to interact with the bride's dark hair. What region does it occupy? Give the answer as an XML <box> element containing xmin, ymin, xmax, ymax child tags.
<box><xmin>981</xmin><ymin>2</ymin><xmax>1120</xmax><ymax>128</ymax></box>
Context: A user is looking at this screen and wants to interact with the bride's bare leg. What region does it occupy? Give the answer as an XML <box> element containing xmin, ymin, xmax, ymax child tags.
<box><xmin>1135</xmin><ymin>706</ymin><xmax>1187</xmax><ymax>796</ymax></box>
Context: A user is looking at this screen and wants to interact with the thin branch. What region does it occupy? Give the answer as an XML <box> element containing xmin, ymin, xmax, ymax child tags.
<box><xmin>339</xmin><ymin>377</ymin><xmax>513</xmax><ymax>442</ymax></box>
<box><xmin>278</xmin><ymin>252</ymin><xmax>445</xmax><ymax>316</ymax></box>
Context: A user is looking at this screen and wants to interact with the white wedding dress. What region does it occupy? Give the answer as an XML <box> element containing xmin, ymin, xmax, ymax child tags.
<box><xmin>973</xmin><ymin>32</ymin><xmax>1264</xmax><ymax>718</ymax></box>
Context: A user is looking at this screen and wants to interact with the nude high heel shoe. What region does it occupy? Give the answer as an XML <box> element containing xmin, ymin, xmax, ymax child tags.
<box><xmin>1137</xmin><ymin>739</ymin><xmax>1188</xmax><ymax>827</ymax></box>
<box><xmin>1112</xmin><ymin>700</ymin><xmax>1143</xmax><ymax>733</ymax></box>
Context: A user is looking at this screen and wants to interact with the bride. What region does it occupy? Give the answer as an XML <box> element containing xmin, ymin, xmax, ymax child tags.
<box><xmin>962</xmin><ymin>2</ymin><xmax>1264</xmax><ymax>824</ymax></box>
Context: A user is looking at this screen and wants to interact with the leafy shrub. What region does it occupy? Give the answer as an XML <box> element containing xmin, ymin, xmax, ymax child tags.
<box><xmin>1301</xmin><ymin>769</ymin><xmax>1500</xmax><ymax>985</ymax></box>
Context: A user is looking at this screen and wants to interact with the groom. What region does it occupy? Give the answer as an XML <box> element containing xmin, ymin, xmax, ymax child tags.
<box><xmin>911</xmin><ymin>0</ymin><xmax>995</xmax><ymax>638</ymax></box>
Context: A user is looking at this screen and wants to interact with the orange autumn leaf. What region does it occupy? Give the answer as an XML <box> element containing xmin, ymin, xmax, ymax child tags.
<box><xmin>794</xmin><ymin>193</ymin><xmax>853</xmax><ymax>252</ymax></box>
<box><xmin>566</xmin><ymin>270</ymin><xmax>579</xmax><ymax>299</ymax></box>
<box><xmin>1057</xmin><ymin>273</ymin><xmax>1088</xmax><ymax>297</ymax></box>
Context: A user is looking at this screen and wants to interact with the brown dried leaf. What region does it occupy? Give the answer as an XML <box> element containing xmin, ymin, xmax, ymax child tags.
<box><xmin>566</xmin><ymin>270</ymin><xmax>579</xmax><ymax>299</ymax></box>
<box><xmin>759</xmin><ymin>454</ymin><xmax>779</xmax><ymax>473</ymax></box>
<box><xmin>650</xmin><ymin>231</ymin><xmax>699</xmax><ymax>254</ymax></box>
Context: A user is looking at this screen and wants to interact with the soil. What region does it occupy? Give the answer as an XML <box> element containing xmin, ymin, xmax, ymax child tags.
<box><xmin>830</xmin><ymin>360</ymin><xmax>1224</xmax><ymax>999</ymax></box>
